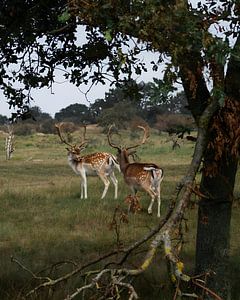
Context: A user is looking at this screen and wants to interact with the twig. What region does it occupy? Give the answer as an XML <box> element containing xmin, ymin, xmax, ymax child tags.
<box><xmin>11</xmin><ymin>257</ymin><xmax>52</xmax><ymax>283</ymax></box>
<box><xmin>192</xmin><ymin>279</ymin><xmax>223</xmax><ymax>300</ymax></box>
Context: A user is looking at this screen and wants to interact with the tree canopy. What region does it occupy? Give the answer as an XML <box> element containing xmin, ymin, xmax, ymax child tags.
<box><xmin>1</xmin><ymin>1</ymin><xmax>239</xmax><ymax>119</ymax></box>
<box><xmin>55</xmin><ymin>103</ymin><xmax>94</xmax><ymax>123</ymax></box>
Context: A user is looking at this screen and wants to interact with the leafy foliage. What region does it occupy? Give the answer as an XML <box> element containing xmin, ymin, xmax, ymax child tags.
<box><xmin>55</xmin><ymin>103</ymin><xmax>94</xmax><ymax>124</ymax></box>
<box><xmin>97</xmin><ymin>100</ymin><xmax>138</xmax><ymax>130</ymax></box>
<box><xmin>91</xmin><ymin>80</ymin><xmax>186</xmax><ymax>126</ymax></box>
<box><xmin>0</xmin><ymin>114</ymin><xmax>8</xmax><ymax>125</ymax></box>
<box><xmin>1</xmin><ymin>0</ymin><xmax>238</xmax><ymax>121</ymax></box>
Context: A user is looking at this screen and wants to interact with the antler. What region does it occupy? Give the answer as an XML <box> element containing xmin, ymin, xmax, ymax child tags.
<box><xmin>55</xmin><ymin>122</ymin><xmax>74</xmax><ymax>147</ymax></box>
<box><xmin>78</xmin><ymin>125</ymin><xmax>88</xmax><ymax>150</ymax></box>
<box><xmin>107</xmin><ymin>125</ymin><xmax>121</xmax><ymax>150</ymax></box>
<box><xmin>126</xmin><ymin>126</ymin><xmax>149</xmax><ymax>151</ymax></box>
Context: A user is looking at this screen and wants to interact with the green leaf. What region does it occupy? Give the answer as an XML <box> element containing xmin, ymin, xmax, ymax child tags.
<box><xmin>104</xmin><ymin>29</ymin><xmax>112</xmax><ymax>42</ymax></box>
<box><xmin>58</xmin><ymin>10</ymin><xmax>71</xmax><ymax>23</ymax></box>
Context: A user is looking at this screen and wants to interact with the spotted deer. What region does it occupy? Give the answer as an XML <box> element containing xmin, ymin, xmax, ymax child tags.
<box><xmin>107</xmin><ymin>125</ymin><xmax>164</xmax><ymax>217</ymax></box>
<box><xmin>55</xmin><ymin>123</ymin><xmax>120</xmax><ymax>199</ymax></box>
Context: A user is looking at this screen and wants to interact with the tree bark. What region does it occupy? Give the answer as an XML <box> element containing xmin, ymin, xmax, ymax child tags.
<box><xmin>194</xmin><ymin>32</ymin><xmax>240</xmax><ymax>299</ymax></box>
<box><xmin>195</xmin><ymin>145</ymin><xmax>238</xmax><ymax>299</ymax></box>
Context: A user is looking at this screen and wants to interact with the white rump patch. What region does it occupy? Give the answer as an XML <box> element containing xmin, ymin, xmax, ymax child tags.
<box><xmin>144</xmin><ymin>167</ymin><xmax>163</xmax><ymax>181</ymax></box>
<box><xmin>144</xmin><ymin>167</ymin><xmax>155</xmax><ymax>171</ymax></box>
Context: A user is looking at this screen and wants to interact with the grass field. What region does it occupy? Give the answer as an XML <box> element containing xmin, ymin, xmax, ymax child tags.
<box><xmin>0</xmin><ymin>127</ymin><xmax>239</xmax><ymax>299</ymax></box>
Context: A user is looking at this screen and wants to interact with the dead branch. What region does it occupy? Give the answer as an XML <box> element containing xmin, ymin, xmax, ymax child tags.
<box><xmin>192</xmin><ymin>279</ymin><xmax>223</xmax><ymax>300</ymax></box>
<box><xmin>5</xmin><ymin>123</ymin><xmax>14</xmax><ymax>160</ymax></box>
<box><xmin>11</xmin><ymin>257</ymin><xmax>53</xmax><ymax>283</ymax></box>
<box><xmin>108</xmin><ymin>206</ymin><xmax>129</xmax><ymax>250</ymax></box>
<box><xmin>64</xmin><ymin>269</ymin><xmax>111</xmax><ymax>300</ymax></box>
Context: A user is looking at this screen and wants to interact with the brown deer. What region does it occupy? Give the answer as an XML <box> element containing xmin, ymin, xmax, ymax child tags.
<box><xmin>107</xmin><ymin>125</ymin><xmax>164</xmax><ymax>217</ymax></box>
<box><xmin>55</xmin><ymin>123</ymin><xmax>120</xmax><ymax>199</ymax></box>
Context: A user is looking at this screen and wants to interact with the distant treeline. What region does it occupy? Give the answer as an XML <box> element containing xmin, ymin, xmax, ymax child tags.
<box><xmin>1</xmin><ymin>80</ymin><xmax>195</xmax><ymax>136</ymax></box>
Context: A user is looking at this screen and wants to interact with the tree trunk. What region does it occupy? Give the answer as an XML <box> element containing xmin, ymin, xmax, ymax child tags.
<box><xmin>195</xmin><ymin>151</ymin><xmax>238</xmax><ymax>299</ymax></box>
<box><xmin>195</xmin><ymin>34</ymin><xmax>240</xmax><ymax>299</ymax></box>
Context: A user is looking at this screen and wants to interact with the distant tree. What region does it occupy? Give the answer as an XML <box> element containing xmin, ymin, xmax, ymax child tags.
<box><xmin>21</xmin><ymin>106</ymin><xmax>52</xmax><ymax>123</ymax></box>
<box><xmin>39</xmin><ymin>119</ymin><xmax>56</xmax><ymax>134</ymax></box>
<box><xmin>55</xmin><ymin>103</ymin><xmax>93</xmax><ymax>124</ymax></box>
<box><xmin>91</xmin><ymin>80</ymin><xmax>143</xmax><ymax>120</ymax></box>
<box><xmin>0</xmin><ymin>114</ymin><xmax>8</xmax><ymax>125</ymax></box>
<box><xmin>14</xmin><ymin>123</ymin><xmax>36</xmax><ymax>136</ymax></box>
<box><xmin>90</xmin><ymin>99</ymin><xmax>108</xmax><ymax>120</ymax></box>
<box><xmin>31</xmin><ymin>106</ymin><xmax>52</xmax><ymax>121</ymax></box>
<box><xmin>13</xmin><ymin>106</ymin><xmax>53</xmax><ymax>134</ymax></box>
<box><xmin>140</xmin><ymin>80</ymin><xmax>191</xmax><ymax>123</ymax></box>
<box><xmin>155</xmin><ymin>114</ymin><xmax>194</xmax><ymax>136</ymax></box>
<box><xmin>170</xmin><ymin>91</ymin><xmax>190</xmax><ymax>115</ymax></box>
<box><xmin>141</xmin><ymin>78</ymin><xmax>176</xmax><ymax>110</ymax></box>
<box><xmin>91</xmin><ymin>79</ymin><xmax>180</xmax><ymax>125</ymax></box>
<box><xmin>97</xmin><ymin>101</ymin><xmax>138</xmax><ymax>131</ymax></box>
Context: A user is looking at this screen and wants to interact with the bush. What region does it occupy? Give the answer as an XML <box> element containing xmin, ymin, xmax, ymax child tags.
<box><xmin>97</xmin><ymin>101</ymin><xmax>138</xmax><ymax>132</ymax></box>
<box><xmin>14</xmin><ymin>123</ymin><xmax>37</xmax><ymax>136</ymax></box>
<box><xmin>154</xmin><ymin>114</ymin><xmax>195</xmax><ymax>136</ymax></box>
<box><xmin>38</xmin><ymin>119</ymin><xmax>56</xmax><ymax>134</ymax></box>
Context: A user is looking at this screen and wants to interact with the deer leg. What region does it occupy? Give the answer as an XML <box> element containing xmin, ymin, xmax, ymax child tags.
<box><xmin>98</xmin><ymin>173</ymin><xmax>110</xmax><ymax>199</ymax></box>
<box><xmin>82</xmin><ymin>175</ymin><xmax>87</xmax><ymax>199</ymax></box>
<box><xmin>156</xmin><ymin>183</ymin><xmax>161</xmax><ymax>218</ymax></box>
<box><xmin>109</xmin><ymin>172</ymin><xmax>118</xmax><ymax>199</ymax></box>
<box><xmin>80</xmin><ymin>180</ymin><xmax>84</xmax><ymax>199</ymax></box>
<box><xmin>79</xmin><ymin>171</ymin><xmax>87</xmax><ymax>199</ymax></box>
<box><xmin>156</xmin><ymin>174</ymin><xmax>164</xmax><ymax>217</ymax></box>
<box><xmin>145</xmin><ymin>188</ymin><xmax>157</xmax><ymax>216</ymax></box>
<box><xmin>78</xmin><ymin>174</ymin><xmax>85</xmax><ymax>199</ymax></box>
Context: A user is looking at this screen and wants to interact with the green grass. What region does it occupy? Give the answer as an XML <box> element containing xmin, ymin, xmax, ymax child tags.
<box><xmin>0</xmin><ymin>130</ymin><xmax>239</xmax><ymax>299</ymax></box>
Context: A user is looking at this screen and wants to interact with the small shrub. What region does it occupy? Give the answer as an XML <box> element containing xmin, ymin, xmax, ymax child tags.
<box><xmin>38</xmin><ymin>119</ymin><xmax>56</xmax><ymax>134</ymax></box>
<box><xmin>14</xmin><ymin>123</ymin><xmax>37</xmax><ymax>136</ymax></box>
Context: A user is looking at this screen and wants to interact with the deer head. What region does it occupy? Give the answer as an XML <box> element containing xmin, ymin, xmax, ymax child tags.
<box><xmin>107</xmin><ymin>125</ymin><xmax>149</xmax><ymax>149</ymax></box>
<box><xmin>107</xmin><ymin>125</ymin><xmax>149</xmax><ymax>162</ymax></box>
<box><xmin>55</xmin><ymin>122</ymin><xmax>88</xmax><ymax>155</ymax></box>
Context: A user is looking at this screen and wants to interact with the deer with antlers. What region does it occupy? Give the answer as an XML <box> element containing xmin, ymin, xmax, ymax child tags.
<box><xmin>55</xmin><ymin>123</ymin><xmax>120</xmax><ymax>199</ymax></box>
<box><xmin>107</xmin><ymin>125</ymin><xmax>164</xmax><ymax>218</ymax></box>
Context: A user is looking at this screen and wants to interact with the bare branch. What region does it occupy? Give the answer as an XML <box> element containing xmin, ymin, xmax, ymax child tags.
<box><xmin>192</xmin><ymin>279</ymin><xmax>223</xmax><ymax>300</ymax></box>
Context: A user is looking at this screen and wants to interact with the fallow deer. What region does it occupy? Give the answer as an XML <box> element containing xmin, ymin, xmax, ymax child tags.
<box><xmin>55</xmin><ymin>123</ymin><xmax>120</xmax><ymax>199</ymax></box>
<box><xmin>107</xmin><ymin>125</ymin><xmax>164</xmax><ymax>217</ymax></box>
